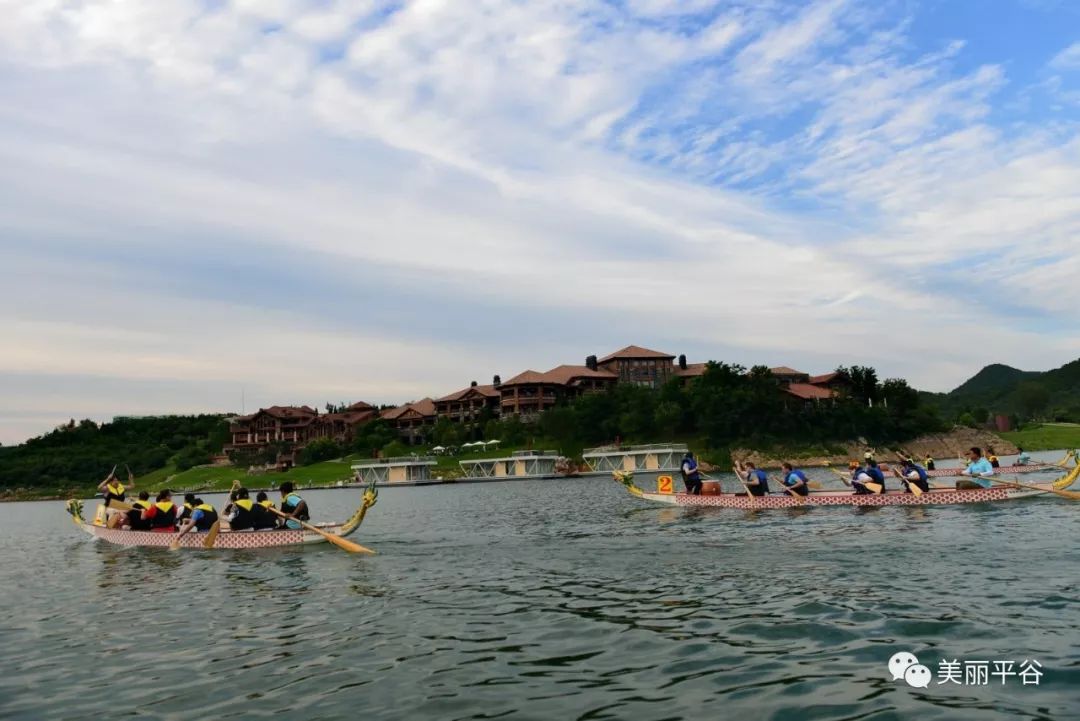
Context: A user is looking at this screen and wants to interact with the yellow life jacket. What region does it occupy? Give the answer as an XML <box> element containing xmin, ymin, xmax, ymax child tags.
<box><xmin>133</xmin><ymin>499</ymin><xmax>152</xmax><ymax>510</ymax></box>
<box><xmin>234</xmin><ymin>499</ymin><xmax>254</xmax><ymax>511</ymax></box>
<box><xmin>106</xmin><ymin>482</ymin><xmax>125</xmax><ymax>497</ymax></box>
<box><xmin>258</xmin><ymin>500</ymin><xmax>274</xmax><ymax>509</ymax></box>
<box><xmin>195</xmin><ymin>503</ymin><xmax>215</xmax><ymax>513</ymax></box>
<box><xmin>155</xmin><ymin>501</ymin><xmax>175</xmax><ymax>513</ymax></box>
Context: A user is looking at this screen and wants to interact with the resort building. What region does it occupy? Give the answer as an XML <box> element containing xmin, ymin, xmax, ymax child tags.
<box><xmin>435</xmin><ymin>382</ymin><xmax>500</xmax><ymax>423</ymax></box>
<box><xmin>767</xmin><ymin>367</ymin><xmax>841</xmax><ymax>403</ymax></box>
<box><xmin>381</xmin><ymin>398</ymin><xmax>437</xmax><ymax>445</ymax></box>
<box><xmin>769</xmin><ymin>366</ymin><xmax>811</xmax><ymax>385</ymax></box>
<box><xmin>227</xmin><ymin>405</ymin><xmax>319</xmax><ymax>449</ymax></box>
<box><xmin>595</xmin><ymin>345</ymin><xmax>676</xmax><ymax>388</ymax></box>
<box><xmin>497</xmin><ymin>365</ymin><xmax>617</xmax><ymax>418</ymax></box>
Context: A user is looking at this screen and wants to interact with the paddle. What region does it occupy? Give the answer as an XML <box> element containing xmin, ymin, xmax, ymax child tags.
<box><xmin>729</xmin><ymin>462</ymin><xmax>761</xmax><ymax>506</ymax></box>
<box><xmin>766</xmin><ymin>472</ymin><xmax>808</xmax><ymax>503</ymax></box>
<box><xmin>989</xmin><ymin>476</ymin><xmax>1080</xmax><ymax>501</ymax></box>
<box><xmin>268</xmin><ymin>507</ymin><xmax>375</xmax><ymax>554</ymax></box>
<box><xmin>890</xmin><ymin>467</ymin><xmax>924</xmax><ymax>497</ymax></box>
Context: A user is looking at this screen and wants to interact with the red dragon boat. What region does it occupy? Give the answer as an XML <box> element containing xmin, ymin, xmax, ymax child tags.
<box><xmin>65</xmin><ymin>482</ymin><xmax>378</xmax><ymax>550</ymax></box>
<box><xmin>614</xmin><ymin>462</ymin><xmax>1080</xmax><ymax>510</ymax></box>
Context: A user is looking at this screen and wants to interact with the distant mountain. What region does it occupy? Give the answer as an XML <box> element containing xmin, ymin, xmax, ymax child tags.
<box><xmin>949</xmin><ymin>364</ymin><xmax>1040</xmax><ymax>404</ymax></box>
<box><xmin>931</xmin><ymin>358</ymin><xmax>1080</xmax><ymax>421</ymax></box>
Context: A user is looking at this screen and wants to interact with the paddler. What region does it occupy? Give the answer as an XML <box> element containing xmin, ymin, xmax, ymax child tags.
<box><xmin>252</xmin><ymin>491</ymin><xmax>277</xmax><ymax>530</ymax></box>
<box><xmin>925</xmin><ymin>455</ymin><xmax>936</xmax><ymax>471</ymax></box>
<box><xmin>141</xmin><ymin>489</ymin><xmax>179</xmax><ymax>532</ymax></box>
<box><xmin>779</xmin><ymin>462</ymin><xmax>810</xmax><ymax>496</ymax></box>
<box><xmin>1016</xmin><ymin>447</ymin><xmax>1032</xmax><ymax>465</ymax></box>
<box><xmin>850</xmin><ymin>459</ymin><xmax>886</xmax><ymax>495</ymax></box>
<box><xmin>119</xmin><ymin>491</ymin><xmax>153</xmax><ymax>530</ymax></box>
<box><xmin>278</xmin><ymin>482</ymin><xmax>310</xmax><ymax>529</ymax></box>
<box><xmin>956</xmin><ymin>447</ymin><xmax>994</xmax><ymax>490</ymax></box>
<box><xmin>735</xmin><ymin>461</ymin><xmax>770</xmax><ymax>497</ymax></box>
<box><xmin>895</xmin><ymin>458</ymin><xmax>930</xmax><ymax>494</ymax></box>
<box><xmin>98</xmin><ymin>464</ymin><xmax>135</xmax><ymax>526</ymax></box>
<box><xmin>679</xmin><ymin>452</ymin><xmax>703</xmax><ymax>496</ymax></box>
<box><xmin>986</xmin><ymin>447</ymin><xmax>1001</xmax><ymax>468</ymax></box>
<box><xmin>225</xmin><ymin>487</ymin><xmax>257</xmax><ymax>530</ymax></box>
<box><xmin>172</xmin><ymin>498</ymin><xmax>219</xmax><ymax>543</ymax></box>
<box><xmin>177</xmin><ymin>493</ymin><xmax>197</xmax><ymax>523</ymax></box>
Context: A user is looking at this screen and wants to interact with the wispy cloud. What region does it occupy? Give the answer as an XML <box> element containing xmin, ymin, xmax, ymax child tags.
<box><xmin>1</xmin><ymin>0</ymin><xmax>1079</xmax><ymax>443</ymax></box>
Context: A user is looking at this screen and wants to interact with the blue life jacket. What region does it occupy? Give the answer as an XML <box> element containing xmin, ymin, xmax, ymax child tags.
<box><xmin>683</xmin><ymin>458</ymin><xmax>700</xmax><ymax>481</ymax></box>
<box><xmin>910</xmin><ymin>464</ymin><xmax>928</xmax><ymax>483</ymax></box>
<box><xmin>865</xmin><ymin>466</ymin><xmax>885</xmax><ymax>484</ymax></box>
<box><xmin>784</xmin><ymin>469</ymin><xmax>808</xmax><ymax>486</ymax></box>
<box><xmin>748</xmin><ymin>469</ymin><xmax>769</xmax><ymax>495</ymax></box>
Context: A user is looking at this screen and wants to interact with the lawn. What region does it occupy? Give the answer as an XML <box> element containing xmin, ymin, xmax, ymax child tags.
<box><xmin>134</xmin><ymin>457</ymin><xmax>360</xmax><ymax>492</ymax></box>
<box><xmin>998</xmin><ymin>423</ymin><xmax>1080</xmax><ymax>452</ymax></box>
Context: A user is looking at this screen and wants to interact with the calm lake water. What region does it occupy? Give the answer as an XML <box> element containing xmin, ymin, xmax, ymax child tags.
<box><xmin>1</xmin><ymin>453</ymin><xmax>1077</xmax><ymax>720</ymax></box>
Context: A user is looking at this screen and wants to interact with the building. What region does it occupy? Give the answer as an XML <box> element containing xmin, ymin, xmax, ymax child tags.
<box><xmin>498</xmin><ymin>365</ymin><xmax>618</xmax><ymax>418</ymax></box>
<box><xmin>435</xmin><ymin>382</ymin><xmax>500</xmax><ymax>423</ymax></box>
<box><xmin>595</xmin><ymin>345</ymin><xmax>676</xmax><ymax>388</ymax></box>
<box><xmin>767</xmin><ymin>367</ymin><xmax>840</xmax><ymax>403</ymax></box>
<box><xmin>226</xmin><ymin>402</ymin><xmax>377</xmax><ymax>461</ymax></box>
<box><xmin>674</xmin><ymin>362</ymin><xmax>708</xmax><ymax>384</ymax></box>
<box><xmin>227</xmin><ymin>405</ymin><xmax>319</xmax><ymax>450</ymax></box>
<box><xmin>769</xmin><ymin>366</ymin><xmax>811</xmax><ymax>385</ymax></box>
<box><xmin>380</xmin><ymin>398</ymin><xmax>437</xmax><ymax>444</ymax></box>
<box><xmin>352</xmin><ymin>455</ymin><xmax>438</xmax><ymax>485</ymax></box>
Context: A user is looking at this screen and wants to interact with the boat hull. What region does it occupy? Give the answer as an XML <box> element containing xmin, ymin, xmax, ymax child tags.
<box><xmin>636</xmin><ymin>486</ymin><xmax>1047</xmax><ymax>509</ymax></box>
<box><xmin>79</xmin><ymin>523</ymin><xmax>340</xmax><ymax>548</ymax></box>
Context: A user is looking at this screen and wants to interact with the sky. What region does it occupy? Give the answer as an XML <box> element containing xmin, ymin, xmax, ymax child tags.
<box><xmin>2</xmin><ymin>0</ymin><xmax>1080</xmax><ymax>445</ymax></box>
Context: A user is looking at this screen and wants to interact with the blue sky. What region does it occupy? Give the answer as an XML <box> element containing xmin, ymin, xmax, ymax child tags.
<box><xmin>1</xmin><ymin>0</ymin><xmax>1079</xmax><ymax>444</ymax></box>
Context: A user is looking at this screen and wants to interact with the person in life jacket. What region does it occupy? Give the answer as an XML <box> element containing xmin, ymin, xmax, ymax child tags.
<box><xmin>779</xmin><ymin>463</ymin><xmax>810</xmax><ymax>496</ymax></box>
<box><xmin>177</xmin><ymin>493</ymin><xmax>197</xmax><ymax>523</ymax></box>
<box><xmin>679</xmin><ymin>453</ymin><xmax>703</xmax><ymax>495</ymax></box>
<box><xmin>986</xmin><ymin>447</ymin><xmax>1001</xmax><ymax>468</ymax></box>
<box><xmin>173</xmin><ymin>498</ymin><xmax>219</xmax><ymax>543</ymax></box>
<box><xmin>141</xmin><ymin>489</ymin><xmax>179</xmax><ymax>532</ymax></box>
<box><xmin>226</xmin><ymin>487</ymin><xmax>257</xmax><ymax>531</ymax></box>
<box><xmin>735</xmin><ymin>460</ymin><xmax>770</xmax><ymax>497</ymax></box>
<box><xmin>896</xmin><ymin>458</ymin><xmax>930</xmax><ymax>494</ymax></box>
<box><xmin>251</xmin><ymin>491</ymin><xmax>277</xmax><ymax>530</ymax></box>
<box><xmin>122</xmin><ymin>491</ymin><xmax>154</xmax><ymax>530</ymax></box>
<box><xmin>99</xmin><ymin>464</ymin><xmax>136</xmax><ymax>528</ymax></box>
<box><xmin>925</xmin><ymin>456</ymin><xmax>936</xmax><ymax>471</ymax></box>
<box><xmin>850</xmin><ymin>460</ymin><xmax>886</xmax><ymax>495</ymax></box>
<box><xmin>278</xmin><ymin>482</ymin><xmax>310</xmax><ymax>529</ymax></box>
<box><xmin>1016</xmin><ymin>447</ymin><xmax>1032</xmax><ymax>465</ymax></box>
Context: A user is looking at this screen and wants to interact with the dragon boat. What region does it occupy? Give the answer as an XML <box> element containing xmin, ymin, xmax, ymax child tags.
<box><xmin>614</xmin><ymin>462</ymin><xmax>1080</xmax><ymax>510</ymax></box>
<box><xmin>924</xmin><ymin>463</ymin><xmax>1058</xmax><ymax>478</ymax></box>
<box><xmin>65</xmin><ymin>481</ymin><xmax>378</xmax><ymax>550</ymax></box>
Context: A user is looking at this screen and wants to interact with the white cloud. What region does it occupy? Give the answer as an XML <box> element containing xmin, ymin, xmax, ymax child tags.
<box><xmin>1050</xmin><ymin>41</ymin><xmax>1080</xmax><ymax>70</ymax></box>
<box><xmin>1</xmin><ymin>0</ymin><xmax>1079</xmax><ymax>443</ymax></box>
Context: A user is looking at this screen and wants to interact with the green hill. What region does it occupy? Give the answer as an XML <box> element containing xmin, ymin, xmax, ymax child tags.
<box><xmin>933</xmin><ymin>358</ymin><xmax>1080</xmax><ymax>422</ymax></box>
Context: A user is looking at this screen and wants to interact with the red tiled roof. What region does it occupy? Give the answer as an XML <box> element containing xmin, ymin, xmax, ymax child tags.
<box><xmin>347</xmin><ymin>400</ymin><xmax>375</xmax><ymax>411</ymax></box>
<box><xmin>322</xmin><ymin>410</ymin><xmax>375</xmax><ymax>424</ymax></box>
<box><xmin>809</xmin><ymin>372</ymin><xmax>841</xmax><ymax>385</ymax></box>
<box><xmin>500</xmin><ymin>370</ymin><xmax>559</xmax><ymax>387</ymax></box>
<box><xmin>674</xmin><ymin>362</ymin><xmax>708</xmax><ymax>377</ymax></box>
<box><xmin>770</xmin><ymin>366</ymin><xmax>807</xmax><ymax>377</ymax></box>
<box><xmin>436</xmin><ymin>384</ymin><xmax>500</xmax><ymax>402</ymax></box>
<box><xmin>262</xmin><ymin>405</ymin><xmax>317</xmax><ymax>418</ymax></box>
<box><xmin>785</xmin><ymin>383</ymin><xmax>836</xmax><ymax>400</ymax></box>
<box><xmin>598</xmin><ymin>345</ymin><xmax>676</xmax><ymax>363</ymax></box>
<box><xmin>381</xmin><ymin>398</ymin><xmax>437</xmax><ymax>420</ymax></box>
<box><xmin>543</xmin><ymin>365</ymin><xmax>618</xmax><ymax>384</ymax></box>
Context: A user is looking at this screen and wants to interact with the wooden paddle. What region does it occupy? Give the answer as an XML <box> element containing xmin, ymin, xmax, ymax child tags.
<box><xmin>890</xmin><ymin>467</ymin><xmax>924</xmax><ymax>497</ymax></box>
<box><xmin>767</xmin><ymin>474</ymin><xmax>808</xmax><ymax>503</ymax></box>
<box><xmin>203</xmin><ymin>480</ymin><xmax>240</xmax><ymax>549</ymax></box>
<box><xmin>989</xmin><ymin>476</ymin><xmax>1080</xmax><ymax>501</ymax></box>
<box><xmin>729</xmin><ymin>462</ymin><xmax>761</xmax><ymax>507</ymax></box>
<box><xmin>268</xmin><ymin>507</ymin><xmax>375</xmax><ymax>554</ymax></box>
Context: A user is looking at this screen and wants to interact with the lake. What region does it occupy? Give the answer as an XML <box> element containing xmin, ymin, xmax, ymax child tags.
<box><xmin>1</xmin><ymin>454</ymin><xmax>1077</xmax><ymax>720</ymax></box>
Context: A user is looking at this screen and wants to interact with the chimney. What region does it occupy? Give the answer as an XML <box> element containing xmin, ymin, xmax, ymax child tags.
<box><xmin>678</xmin><ymin>354</ymin><xmax>687</xmax><ymax>370</ymax></box>
<box><xmin>493</xmin><ymin>374</ymin><xmax>501</xmax><ymax>388</ymax></box>
<box><xmin>586</xmin><ymin>355</ymin><xmax>598</xmax><ymax>371</ymax></box>
<box><xmin>470</xmin><ymin>380</ymin><xmax>478</xmax><ymax>387</ymax></box>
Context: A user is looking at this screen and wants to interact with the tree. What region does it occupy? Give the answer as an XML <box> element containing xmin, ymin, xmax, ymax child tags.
<box><xmin>1015</xmin><ymin>381</ymin><xmax>1050</xmax><ymax>419</ymax></box>
<box><xmin>297</xmin><ymin>438</ymin><xmax>343</xmax><ymax>465</ymax></box>
<box><xmin>432</xmin><ymin>417</ymin><xmax>463</xmax><ymax>447</ymax></box>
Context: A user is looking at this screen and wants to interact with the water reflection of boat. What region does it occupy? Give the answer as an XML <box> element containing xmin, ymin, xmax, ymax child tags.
<box><xmin>64</xmin><ymin>483</ymin><xmax>378</xmax><ymax>550</ymax></box>
<box><xmin>614</xmin><ymin>464</ymin><xmax>1080</xmax><ymax>510</ymax></box>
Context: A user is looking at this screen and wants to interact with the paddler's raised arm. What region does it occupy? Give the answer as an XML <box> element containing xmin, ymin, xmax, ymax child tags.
<box><xmin>97</xmin><ymin>465</ymin><xmax>118</xmax><ymax>491</ymax></box>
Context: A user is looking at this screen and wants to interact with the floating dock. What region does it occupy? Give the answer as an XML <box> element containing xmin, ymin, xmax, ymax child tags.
<box><xmin>581</xmin><ymin>443</ymin><xmax>688</xmax><ymax>473</ymax></box>
<box><xmin>351</xmin><ymin>456</ymin><xmax>439</xmax><ymax>486</ymax></box>
<box><xmin>458</xmin><ymin>450</ymin><xmax>560</xmax><ymax>480</ymax></box>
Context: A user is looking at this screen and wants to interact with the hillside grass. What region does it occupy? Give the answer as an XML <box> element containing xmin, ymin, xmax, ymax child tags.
<box><xmin>134</xmin><ymin>457</ymin><xmax>360</xmax><ymax>492</ymax></box>
<box><xmin>998</xmin><ymin>424</ymin><xmax>1080</xmax><ymax>452</ymax></box>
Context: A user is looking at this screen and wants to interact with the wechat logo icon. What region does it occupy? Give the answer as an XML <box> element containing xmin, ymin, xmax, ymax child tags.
<box><xmin>889</xmin><ymin>651</ymin><xmax>932</xmax><ymax>688</ymax></box>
